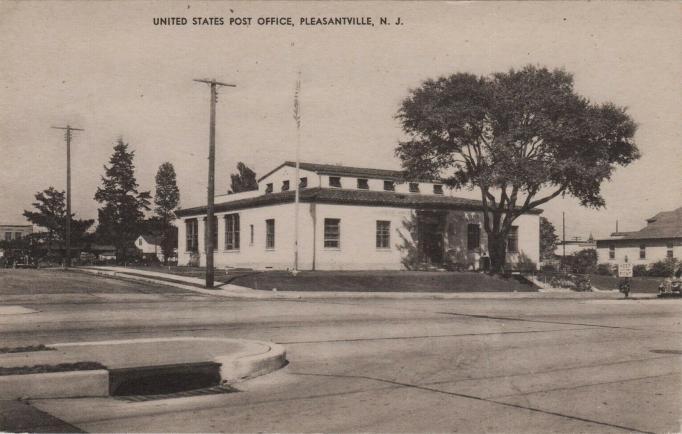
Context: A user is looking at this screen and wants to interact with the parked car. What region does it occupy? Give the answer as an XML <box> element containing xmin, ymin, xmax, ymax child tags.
<box><xmin>658</xmin><ymin>277</ymin><xmax>682</xmax><ymax>297</ymax></box>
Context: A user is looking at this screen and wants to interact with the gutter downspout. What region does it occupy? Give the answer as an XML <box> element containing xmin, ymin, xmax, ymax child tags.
<box><xmin>310</xmin><ymin>202</ymin><xmax>317</xmax><ymax>271</ymax></box>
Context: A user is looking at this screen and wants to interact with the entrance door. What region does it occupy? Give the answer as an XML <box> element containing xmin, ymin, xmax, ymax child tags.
<box><xmin>417</xmin><ymin>211</ymin><xmax>445</xmax><ymax>265</ymax></box>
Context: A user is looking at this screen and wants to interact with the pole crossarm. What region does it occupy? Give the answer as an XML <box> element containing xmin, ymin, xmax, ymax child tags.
<box><xmin>193</xmin><ymin>79</ymin><xmax>236</xmax><ymax>87</ymax></box>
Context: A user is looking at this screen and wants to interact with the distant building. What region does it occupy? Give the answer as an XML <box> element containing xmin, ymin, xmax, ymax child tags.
<box><xmin>596</xmin><ymin>207</ymin><xmax>682</xmax><ymax>265</ymax></box>
<box><xmin>554</xmin><ymin>235</ymin><xmax>596</xmax><ymax>257</ymax></box>
<box><xmin>175</xmin><ymin>161</ymin><xmax>541</xmax><ymax>271</ymax></box>
<box><xmin>135</xmin><ymin>235</ymin><xmax>165</xmax><ymax>262</ymax></box>
<box><xmin>1</xmin><ymin>224</ymin><xmax>33</xmax><ymax>242</ymax></box>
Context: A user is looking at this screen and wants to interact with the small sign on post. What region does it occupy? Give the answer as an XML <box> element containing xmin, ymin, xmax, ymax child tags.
<box><xmin>618</xmin><ymin>263</ymin><xmax>633</xmax><ymax>278</ymax></box>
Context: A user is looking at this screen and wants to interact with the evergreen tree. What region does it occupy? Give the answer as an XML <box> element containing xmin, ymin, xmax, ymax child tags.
<box><xmin>229</xmin><ymin>162</ymin><xmax>258</xmax><ymax>194</ymax></box>
<box><xmin>23</xmin><ymin>187</ymin><xmax>64</xmax><ymax>254</ymax></box>
<box><xmin>539</xmin><ymin>217</ymin><xmax>559</xmax><ymax>261</ymax></box>
<box><xmin>23</xmin><ymin>186</ymin><xmax>94</xmax><ymax>255</ymax></box>
<box><xmin>154</xmin><ymin>162</ymin><xmax>180</xmax><ymax>264</ymax></box>
<box><xmin>94</xmin><ymin>138</ymin><xmax>151</xmax><ymax>262</ymax></box>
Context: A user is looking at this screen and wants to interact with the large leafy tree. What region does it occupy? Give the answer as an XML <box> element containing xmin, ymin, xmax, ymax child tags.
<box><xmin>153</xmin><ymin>162</ymin><xmax>180</xmax><ymax>264</ymax></box>
<box><xmin>539</xmin><ymin>217</ymin><xmax>559</xmax><ymax>261</ymax></box>
<box><xmin>94</xmin><ymin>139</ymin><xmax>151</xmax><ymax>262</ymax></box>
<box><xmin>396</xmin><ymin>65</ymin><xmax>639</xmax><ymax>273</ymax></box>
<box><xmin>228</xmin><ymin>162</ymin><xmax>258</xmax><ymax>194</ymax></box>
<box><xmin>23</xmin><ymin>187</ymin><xmax>94</xmax><ymax>255</ymax></box>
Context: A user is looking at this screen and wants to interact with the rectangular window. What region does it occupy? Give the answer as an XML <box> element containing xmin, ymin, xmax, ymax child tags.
<box><xmin>409</xmin><ymin>182</ymin><xmax>420</xmax><ymax>193</ymax></box>
<box><xmin>299</xmin><ymin>177</ymin><xmax>308</xmax><ymax>189</ymax></box>
<box><xmin>14</xmin><ymin>232</ymin><xmax>22</xmax><ymax>240</ymax></box>
<box><xmin>265</xmin><ymin>219</ymin><xmax>275</xmax><ymax>249</ymax></box>
<box><xmin>250</xmin><ymin>224</ymin><xmax>254</xmax><ymax>246</ymax></box>
<box><xmin>609</xmin><ymin>244</ymin><xmax>615</xmax><ymax>260</ymax></box>
<box><xmin>265</xmin><ymin>183</ymin><xmax>273</xmax><ymax>194</ymax></box>
<box><xmin>467</xmin><ymin>224</ymin><xmax>480</xmax><ymax>251</ymax></box>
<box><xmin>204</xmin><ymin>216</ymin><xmax>218</xmax><ymax>251</ymax></box>
<box><xmin>281</xmin><ymin>180</ymin><xmax>290</xmax><ymax>191</ymax></box>
<box><xmin>639</xmin><ymin>244</ymin><xmax>646</xmax><ymax>259</ymax></box>
<box><xmin>433</xmin><ymin>184</ymin><xmax>444</xmax><ymax>195</ymax></box>
<box><xmin>667</xmin><ymin>242</ymin><xmax>674</xmax><ymax>258</ymax></box>
<box><xmin>324</xmin><ymin>218</ymin><xmax>340</xmax><ymax>248</ymax></box>
<box><xmin>224</xmin><ymin>214</ymin><xmax>240</xmax><ymax>250</ymax></box>
<box><xmin>4</xmin><ymin>232</ymin><xmax>11</xmax><ymax>241</ymax></box>
<box><xmin>357</xmin><ymin>178</ymin><xmax>369</xmax><ymax>190</ymax></box>
<box><xmin>185</xmin><ymin>219</ymin><xmax>198</xmax><ymax>252</ymax></box>
<box><xmin>383</xmin><ymin>180</ymin><xmax>395</xmax><ymax>191</ymax></box>
<box><xmin>507</xmin><ymin>226</ymin><xmax>519</xmax><ymax>253</ymax></box>
<box><xmin>376</xmin><ymin>221</ymin><xmax>391</xmax><ymax>249</ymax></box>
<box><xmin>329</xmin><ymin>176</ymin><xmax>342</xmax><ymax>188</ymax></box>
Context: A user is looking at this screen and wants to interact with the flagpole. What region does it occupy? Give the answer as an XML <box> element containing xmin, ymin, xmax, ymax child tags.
<box><xmin>293</xmin><ymin>72</ymin><xmax>301</xmax><ymax>272</ymax></box>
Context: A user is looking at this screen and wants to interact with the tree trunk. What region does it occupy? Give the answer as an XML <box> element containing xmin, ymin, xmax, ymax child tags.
<box><xmin>162</xmin><ymin>217</ymin><xmax>169</xmax><ymax>266</ymax></box>
<box><xmin>47</xmin><ymin>230</ymin><xmax>53</xmax><ymax>256</ymax></box>
<box><xmin>488</xmin><ymin>233</ymin><xmax>508</xmax><ymax>274</ymax></box>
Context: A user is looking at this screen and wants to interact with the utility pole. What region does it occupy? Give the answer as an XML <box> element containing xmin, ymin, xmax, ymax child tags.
<box><xmin>51</xmin><ymin>125</ymin><xmax>83</xmax><ymax>268</ymax></box>
<box><xmin>293</xmin><ymin>72</ymin><xmax>302</xmax><ymax>272</ymax></box>
<box><xmin>562</xmin><ymin>211</ymin><xmax>566</xmax><ymax>268</ymax></box>
<box><xmin>193</xmin><ymin>78</ymin><xmax>236</xmax><ymax>288</ymax></box>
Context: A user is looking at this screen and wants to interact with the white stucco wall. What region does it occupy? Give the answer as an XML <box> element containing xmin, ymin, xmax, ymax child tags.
<box><xmin>258</xmin><ymin>167</ymin><xmax>319</xmax><ymax>194</ymax></box>
<box><xmin>596</xmin><ymin>239</ymin><xmax>680</xmax><ymax>265</ymax></box>
<box><xmin>178</xmin><ymin>202</ymin><xmax>311</xmax><ymax>270</ymax></box>
<box><xmin>177</xmin><ymin>202</ymin><xmax>540</xmax><ymax>271</ymax></box>
<box><xmin>257</xmin><ymin>165</ymin><xmax>450</xmax><ymax>196</ymax></box>
<box><xmin>508</xmin><ymin>213</ymin><xmax>541</xmax><ymax>266</ymax></box>
<box><xmin>311</xmin><ymin>204</ymin><xmax>414</xmax><ymax>270</ymax></box>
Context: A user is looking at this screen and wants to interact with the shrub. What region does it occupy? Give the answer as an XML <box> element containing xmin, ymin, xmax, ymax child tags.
<box><xmin>515</xmin><ymin>253</ymin><xmax>537</xmax><ymax>273</ymax></box>
<box><xmin>567</xmin><ymin>249</ymin><xmax>598</xmax><ymax>274</ymax></box>
<box><xmin>595</xmin><ymin>263</ymin><xmax>613</xmax><ymax>276</ymax></box>
<box><xmin>188</xmin><ymin>252</ymin><xmax>201</xmax><ymax>267</ymax></box>
<box><xmin>648</xmin><ymin>258</ymin><xmax>679</xmax><ymax>277</ymax></box>
<box><xmin>633</xmin><ymin>264</ymin><xmax>648</xmax><ymax>277</ymax></box>
<box><xmin>540</xmin><ymin>263</ymin><xmax>557</xmax><ymax>272</ymax></box>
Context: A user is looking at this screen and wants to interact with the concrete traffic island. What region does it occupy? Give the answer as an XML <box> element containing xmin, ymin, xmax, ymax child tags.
<box><xmin>0</xmin><ymin>337</ymin><xmax>287</xmax><ymax>399</ymax></box>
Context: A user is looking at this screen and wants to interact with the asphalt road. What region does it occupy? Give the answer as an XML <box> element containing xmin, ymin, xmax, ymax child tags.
<box><xmin>1</xmin><ymin>270</ymin><xmax>681</xmax><ymax>433</ymax></box>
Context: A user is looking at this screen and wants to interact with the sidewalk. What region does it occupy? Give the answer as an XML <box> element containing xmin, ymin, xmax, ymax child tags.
<box><xmin>0</xmin><ymin>337</ymin><xmax>286</xmax><ymax>400</ymax></box>
<box><xmin>77</xmin><ymin>266</ymin><xmax>655</xmax><ymax>300</ymax></box>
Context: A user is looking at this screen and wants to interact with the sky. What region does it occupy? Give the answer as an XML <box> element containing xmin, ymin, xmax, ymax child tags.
<box><xmin>1</xmin><ymin>1</ymin><xmax>680</xmax><ymax>240</ymax></box>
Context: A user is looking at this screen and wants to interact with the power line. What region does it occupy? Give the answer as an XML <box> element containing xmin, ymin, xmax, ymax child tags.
<box><xmin>51</xmin><ymin>125</ymin><xmax>84</xmax><ymax>268</ymax></box>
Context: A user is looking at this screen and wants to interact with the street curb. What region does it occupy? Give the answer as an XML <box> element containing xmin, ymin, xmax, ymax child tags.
<box><xmin>75</xmin><ymin>266</ymin><xmax>658</xmax><ymax>300</ymax></box>
<box><xmin>0</xmin><ymin>339</ymin><xmax>287</xmax><ymax>399</ymax></box>
<box><xmin>215</xmin><ymin>342</ymin><xmax>287</xmax><ymax>383</ymax></box>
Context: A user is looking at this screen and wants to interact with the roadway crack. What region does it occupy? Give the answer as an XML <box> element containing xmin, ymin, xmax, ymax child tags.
<box><xmin>277</xmin><ymin>327</ymin><xmax>594</xmax><ymax>345</ymax></box>
<box><xmin>290</xmin><ymin>372</ymin><xmax>655</xmax><ymax>434</ymax></box>
<box><xmin>487</xmin><ymin>371</ymin><xmax>681</xmax><ymax>400</ymax></box>
<box><xmin>437</xmin><ymin>311</ymin><xmax>642</xmax><ymax>330</ymax></box>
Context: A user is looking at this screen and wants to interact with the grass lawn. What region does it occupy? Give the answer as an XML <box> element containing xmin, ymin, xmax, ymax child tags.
<box><xmin>0</xmin><ymin>362</ymin><xmax>106</xmax><ymax>376</ymax></box>
<box><xmin>0</xmin><ymin>269</ymin><xmax>192</xmax><ymax>295</ymax></box>
<box><xmin>129</xmin><ymin>266</ymin><xmax>537</xmax><ymax>292</ymax></box>
<box><xmin>589</xmin><ymin>274</ymin><xmax>663</xmax><ymax>293</ymax></box>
